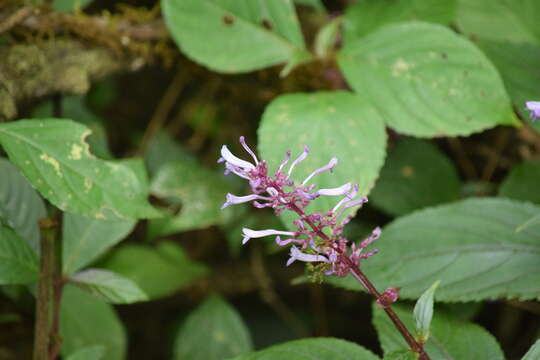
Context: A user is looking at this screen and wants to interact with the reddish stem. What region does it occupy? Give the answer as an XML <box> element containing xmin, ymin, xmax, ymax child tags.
<box><xmin>286</xmin><ymin>201</ymin><xmax>430</xmax><ymax>359</ymax></box>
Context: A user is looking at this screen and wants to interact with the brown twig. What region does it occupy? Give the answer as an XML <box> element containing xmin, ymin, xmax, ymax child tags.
<box><xmin>446</xmin><ymin>137</ymin><xmax>478</xmax><ymax>180</ymax></box>
<box><xmin>0</xmin><ymin>5</ymin><xmax>34</xmax><ymax>34</ymax></box>
<box><xmin>138</xmin><ymin>65</ymin><xmax>186</xmax><ymax>155</ymax></box>
<box><xmin>33</xmin><ymin>218</ymin><xmax>58</xmax><ymax>360</ymax></box>
<box><xmin>481</xmin><ymin>129</ymin><xmax>510</xmax><ymax>181</ymax></box>
<box><xmin>250</xmin><ymin>243</ymin><xmax>310</xmax><ymax>337</ymax></box>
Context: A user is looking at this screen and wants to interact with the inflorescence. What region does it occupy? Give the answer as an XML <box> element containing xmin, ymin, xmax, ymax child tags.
<box><xmin>218</xmin><ymin>136</ymin><xmax>381</xmax><ymax>277</ymax></box>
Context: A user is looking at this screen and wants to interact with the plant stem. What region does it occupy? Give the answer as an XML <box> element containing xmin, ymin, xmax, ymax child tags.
<box><xmin>287</xmin><ymin>202</ymin><xmax>430</xmax><ymax>359</ymax></box>
<box><xmin>33</xmin><ymin>218</ymin><xmax>57</xmax><ymax>360</ymax></box>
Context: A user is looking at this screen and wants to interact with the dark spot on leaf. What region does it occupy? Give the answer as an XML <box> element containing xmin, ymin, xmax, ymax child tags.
<box><xmin>222</xmin><ymin>15</ymin><xmax>235</xmax><ymax>25</ymax></box>
<box><xmin>463</xmin><ymin>70</ymin><xmax>469</xmax><ymax>77</ymax></box>
<box><xmin>261</xmin><ymin>19</ymin><xmax>272</xmax><ymax>30</ymax></box>
<box><xmin>441</xmin><ymin>52</ymin><xmax>448</xmax><ymax>60</ymax></box>
<box><xmin>480</xmin><ymin>90</ymin><xmax>486</xmax><ymax>97</ymax></box>
<box><xmin>466</xmin><ymin>116</ymin><xmax>472</xmax><ymax>122</ymax></box>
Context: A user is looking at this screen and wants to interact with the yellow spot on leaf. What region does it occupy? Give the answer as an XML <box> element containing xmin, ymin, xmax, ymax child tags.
<box><xmin>39</xmin><ymin>153</ymin><xmax>62</xmax><ymax>177</ymax></box>
<box><xmin>95</xmin><ymin>212</ymin><xmax>106</xmax><ymax>219</ymax></box>
<box><xmin>84</xmin><ymin>178</ymin><xmax>93</xmax><ymax>191</ymax></box>
<box><xmin>212</xmin><ymin>330</ymin><xmax>226</xmax><ymax>343</ymax></box>
<box><xmin>401</xmin><ymin>165</ymin><xmax>414</xmax><ymax>177</ymax></box>
<box><xmin>392</xmin><ymin>58</ymin><xmax>413</xmax><ymax>77</ymax></box>
<box><xmin>69</xmin><ymin>144</ymin><xmax>83</xmax><ymax>160</ymax></box>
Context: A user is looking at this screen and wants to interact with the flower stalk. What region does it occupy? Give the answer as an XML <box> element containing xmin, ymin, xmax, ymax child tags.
<box><xmin>219</xmin><ymin>137</ymin><xmax>430</xmax><ymax>359</ymax></box>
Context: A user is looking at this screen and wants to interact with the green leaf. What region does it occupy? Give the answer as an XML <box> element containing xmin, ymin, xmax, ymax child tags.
<box><xmin>522</xmin><ymin>340</ymin><xmax>540</xmax><ymax>360</ymax></box>
<box><xmin>65</xmin><ymin>345</ymin><xmax>105</xmax><ymax>360</ymax></box>
<box><xmin>33</xmin><ymin>95</ymin><xmax>113</xmax><ymax>159</ymax></box>
<box><xmin>338</xmin><ymin>22</ymin><xmax>517</xmax><ymax>137</ymax></box>
<box><xmin>373</xmin><ymin>304</ymin><xmax>504</xmax><ymax>359</ymax></box>
<box><xmin>473</xmin><ymin>40</ymin><xmax>540</xmax><ymax>132</ymax></box>
<box><xmin>148</xmin><ymin>161</ymin><xmax>230</xmax><ymax>237</ymax></box>
<box><xmin>69</xmin><ymin>269</ymin><xmax>148</xmax><ymax>304</ymax></box>
<box><xmin>314</xmin><ymin>17</ymin><xmax>342</xmax><ymax>59</ymax></box>
<box><xmin>174</xmin><ymin>295</ymin><xmax>253</xmax><ymax>360</ymax></box>
<box><xmin>413</xmin><ymin>280</ymin><xmax>440</xmax><ymax>343</ymax></box>
<box><xmin>0</xmin><ymin>226</ymin><xmax>38</xmax><ymax>285</ymax></box>
<box><xmin>330</xmin><ymin>198</ymin><xmax>540</xmax><ymax>301</ymax></box>
<box><xmin>60</xmin><ymin>285</ymin><xmax>126</xmax><ymax>360</ymax></box>
<box><xmin>145</xmin><ymin>132</ymin><xmax>196</xmax><ymax>176</ymax></box>
<box><xmin>98</xmin><ymin>241</ymin><xmax>209</xmax><ymax>299</ymax></box>
<box><xmin>162</xmin><ymin>0</ymin><xmax>310</xmax><ymax>73</ymax></box>
<box><xmin>0</xmin><ymin>119</ymin><xmax>160</xmax><ymax>219</ymax></box>
<box><xmin>232</xmin><ymin>338</ymin><xmax>380</xmax><ymax>360</ymax></box>
<box><xmin>456</xmin><ymin>0</ymin><xmax>540</xmax><ymax>44</ymax></box>
<box><xmin>499</xmin><ymin>160</ymin><xmax>540</xmax><ymax>205</ymax></box>
<box><xmin>343</xmin><ymin>0</ymin><xmax>456</xmax><ymax>41</ymax></box>
<box><xmin>0</xmin><ymin>158</ymin><xmax>46</xmax><ymax>253</ymax></box>
<box><xmin>62</xmin><ymin>213</ymin><xmax>136</xmax><ymax>275</ymax></box>
<box><xmin>383</xmin><ymin>350</ymin><xmax>417</xmax><ymax>360</ymax></box>
<box><xmin>369</xmin><ymin>139</ymin><xmax>460</xmax><ymax>216</ymax></box>
<box><xmin>53</xmin><ymin>0</ymin><xmax>94</xmax><ymax>12</ymax></box>
<box><xmin>258</xmin><ymin>91</ymin><xmax>386</xmax><ymax>229</ymax></box>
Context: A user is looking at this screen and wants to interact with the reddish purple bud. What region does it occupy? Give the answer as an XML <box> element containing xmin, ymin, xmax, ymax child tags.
<box><xmin>376</xmin><ymin>287</ymin><xmax>400</xmax><ymax>308</ymax></box>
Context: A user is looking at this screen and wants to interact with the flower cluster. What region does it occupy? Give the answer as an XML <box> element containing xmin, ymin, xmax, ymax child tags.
<box><xmin>218</xmin><ymin>137</ymin><xmax>380</xmax><ymax>277</ymax></box>
<box><xmin>526</xmin><ymin>101</ymin><xmax>540</xmax><ymax>122</ymax></box>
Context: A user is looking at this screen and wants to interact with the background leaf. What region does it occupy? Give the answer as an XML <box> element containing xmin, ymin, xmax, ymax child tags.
<box><xmin>498</xmin><ymin>160</ymin><xmax>540</xmax><ymax>205</ymax></box>
<box><xmin>0</xmin><ymin>158</ymin><xmax>46</xmax><ymax>253</ymax></box>
<box><xmin>373</xmin><ymin>304</ymin><xmax>504</xmax><ymax>359</ymax></box>
<box><xmin>231</xmin><ymin>338</ymin><xmax>380</xmax><ymax>360</ymax></box>
<box><xmin>0</xmin><ymin>226</ymin><xmax>38</xmax><ymax>285</ymax></box>
<box><xmin>162</xmin><ymin>0</ymin><xmax>309</xmax><ymax>73</ymax></box>
<box><xmin>99</xmin><ymin>241</ymin><xmax>209</xmax><ymax>300</ymax></box>
<box><xmin>293</xmin><ymin>0</ymin><xmax>325</xmax><ymax>12</ymax></box>
<box><xmin>148</xmin><ymin>161</ymin><xmax>230</xmax><ymax>237</ymax></box>
<box><xmin>62</xmin><ymin>213</ymin><xmax>136</xmax><ymax>275</ymax></box>
<box><xmin>369</xmin><ymin>139</ymin><xmax>460</xmax><ymax>216</ymax></box>
<box><xmin>173</xmin><ymin>295</ymin><xmax>253</xmax><ymax>360</ymax></box>
<box><xmin>60</xmin><ymin>285</ymin><xmax>126</xmax><ymax>360</ymax></box>
<box><xmin>383</xmin><ymin>350</ymin><xmax>417</xmax><ymax>360</ymax></box>
<box><xmin>338</xmin><ymin>22</ymin><xmax>516</xmax><ymax>137</ymax></box>
<box><xmin>343</xmin><ymin>0</ymin><xmax>456</xmax><ymax>41</ymax></box>
<box><xmin>53</xmin><ymin>0</ymin><xmax>94</xmax><ymax>12</ymax></box>
<box><xmin>69</xmin><ymin>269</ymin><xmax>148</xmax><ymax>304</ymax></box>
<box><xmin>455</xmin><ymin>0</ymin><xmax>540</xmax><ymax>43</ymax></box>
<box><xmin>0</xmin><ymin>119</ymin><xmax>159</xmax><ymax>219</ymax></box>
<box><xmin>65</xmin><ymin>345</ymin><xmax>105</xmax><ymax>360</ymax></box>
<box><xmin>330</xmin><ymin>198</ymin><xmax>540</xmax><ymax>301</ymax></box>
<box><xmin>522</xmin><ymin>340</ymin><xmax>540</xmax><ymax>360</ymax></box>
<box><xmin>258</xmin><ymin>91</ymin><xmax>386</xmax><ymax>229</ymax></box>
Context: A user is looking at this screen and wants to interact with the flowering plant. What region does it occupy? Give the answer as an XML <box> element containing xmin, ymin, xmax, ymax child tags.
<box><xmin>219</xmin><ymin>137</ymin><xmax>429</xmax><ymax>359</ymax></box>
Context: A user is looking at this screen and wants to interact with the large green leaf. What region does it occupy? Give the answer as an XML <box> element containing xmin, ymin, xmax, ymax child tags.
<box><xmin>60</xmin><ymin>285</ymin><xmax>126</xmax><ymax>360</ymax></box>
<box><xmin>338</xmin><ymin>22</ymin><xmax>516</xmax><ymax>137</ymax></box>
<box><xmin>0</xmin><ymin>119</ymin><xmax>159</xmax><ymax>219</ymax></box>
<box><xmin>62</xmin><ymin>213</ymin><xmax>135</xmax><ymax>275</ymax></box>
<box><xmin>330</xmin><ymin>198</ymin><xmax>540</xmax><ymax>301</ymax></box>
<box><xmin>69</xmin><ymin>269</ymin><xmax>148</xmax><ymax>304</ymax></box>
<box><xmin>369</xmin><ymin>139</ymin><xmax>460</xmax><ymax>216</ymax></box>
<box><xmin>474</xmin><ymin>40</ymin><xmax>540</xmax><ymax>133</ymax></box>
<box><xmin>499</xmin><ymin>160</ymin><xmax>540</xmax><ymax>205</ymax></box>
<box><xmin>0</xmin><ymin>158</ymin><xmax>46</xmax><ymax>253</ymax></box>
<box><xmin>162</xmin><ymin>0</ymin><xmax>310</xmax><ymax>74</ymax></box>
<box><xmin>144</xmin><ymin>131</ymin><xmax>196</xmax><ymax>176</ymax></box>
<box><xmin>148</xmin><ymin>161</ymin><xmax>230</xmax><ymax>237</ymax></box>
<box><xmin>99</xmin><ymin>241</ymin><xmax>209</xmax><ymax>300</ymax></box>
<box><xmin>258</xmin><ymin>91</ymin><xmax>386</xmax><ymax>229</ymax></box>
<box><xmin>231</xmin><ymin>338</ymin><xmax>380</xmax><ymax>360</ymax></box>
<box><xmin>373</xmin><ymin>304</ymin><xmax>504</xmax><ymax>359</ymax></box>
<box><xmin>344</xmin><ymin>0</ymin><xmax>456</xmax><ymax>41</ymax></box>
<box><xmin>0</xmin><ymin>226</ymin><xmax>38</xmax><ymax>285</ymax></box>
<box><xmin>456</xmin><ymin>0</ymin><xmax>540</xmax><ymax>44</ymax></box>
<box><xmin>174</xmin><ymin>295</ymin><xmax>253</xmax><ymax>360</ymax></box>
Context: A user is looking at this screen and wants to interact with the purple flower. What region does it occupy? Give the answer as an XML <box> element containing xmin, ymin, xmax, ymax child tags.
<box><xmin>526</xmin><ymin>101</ymin><xmax>540</xmax><ymax>121</ymax></box>
<box><xmin>219</xmin><ymin>137</ymin><xmax>380</xmax><ymax>278</ymax></box>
